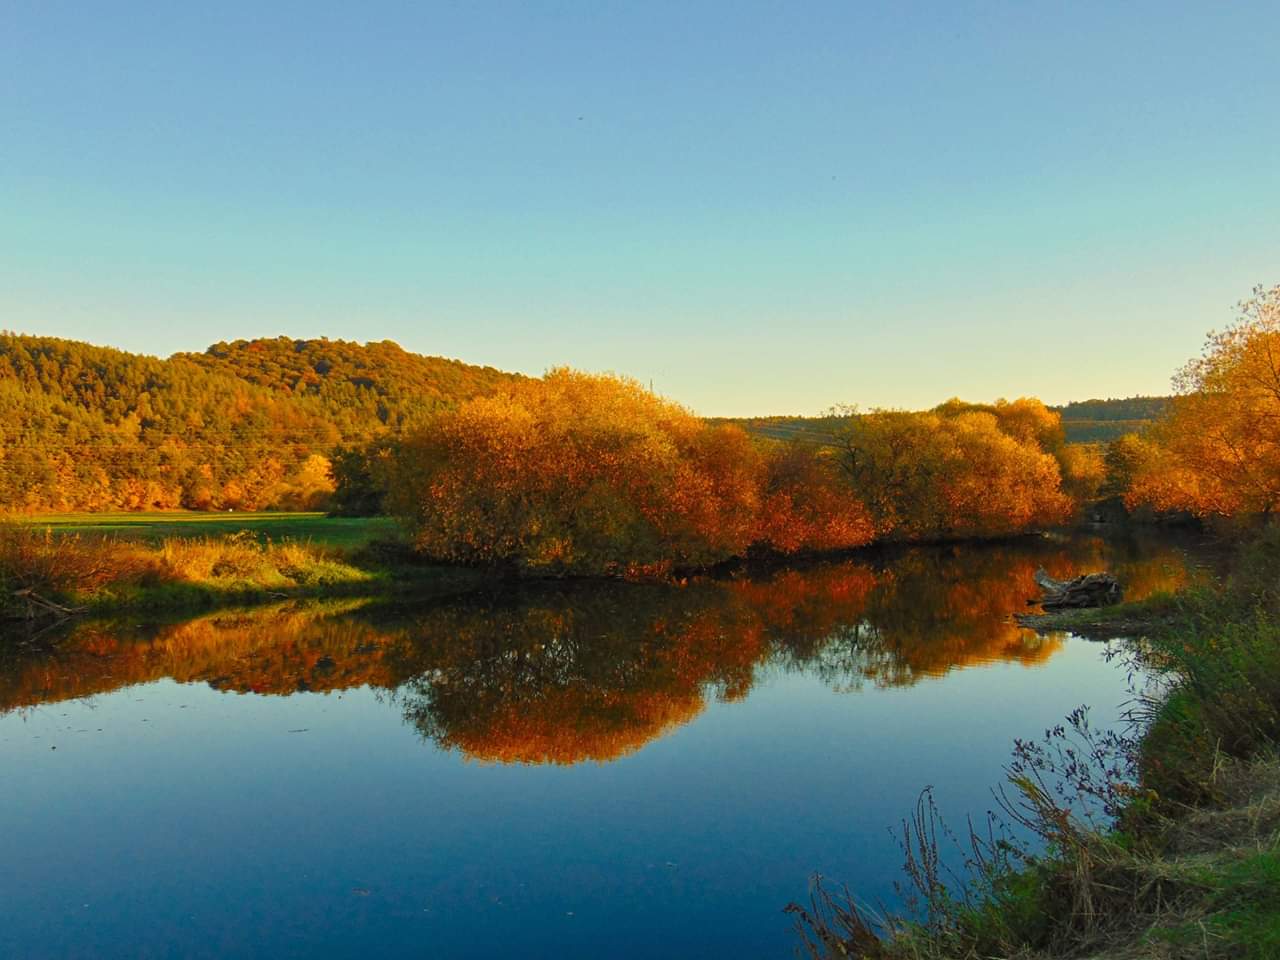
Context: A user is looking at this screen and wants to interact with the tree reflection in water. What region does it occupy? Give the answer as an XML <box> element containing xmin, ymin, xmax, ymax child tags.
<box><xmin>0</xmin><ymin>534</ymin><xmax>1204</xmax><ymax>764</ymax></box>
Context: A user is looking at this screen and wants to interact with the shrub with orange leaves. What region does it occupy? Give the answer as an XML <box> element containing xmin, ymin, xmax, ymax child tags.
<box><xmin>390</xmin><ymin>372</ymin><xmax>1075</xmax><ymax>574</ymax></box>
<box><xmin>829</xmin><ymin>405</ymin><xmax>1072</xmax><ymax>540</ymax></box>
<box><xmin>754</xmin><ymin>442</ymin><xmax>876</xmax><ymax>553</ymax></box>
<box><xmin>388</xmin><ymin>369</ymin><xmax>765</xmax><ymax>575</ymax></box>
<box><xmin>1058</xmin><ymin>443</ymin><xmax>1106</xmax><ymax>503</ymax></box>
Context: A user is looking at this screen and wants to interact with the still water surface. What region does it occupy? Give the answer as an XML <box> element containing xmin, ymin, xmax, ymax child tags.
<box><xmin>1</xmin><ymin>532</ymin><xmax>1209</xmax><ymax>958</ymax></box>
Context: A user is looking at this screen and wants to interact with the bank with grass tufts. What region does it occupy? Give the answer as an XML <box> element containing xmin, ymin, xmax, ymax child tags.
<box><xmin>0</xmin><ymin>523</ymin><xmax>487</xmax><ymax>622</ymax></box>
<box><xmin>1014</xmin><ymin>589</ymin><xmax>1191</xmax><ymax>640</ymax></box>
<box><xmin>792</xmin><ymin>526</ymin><xmax>1280</xmax><ymax>960</ymax></box>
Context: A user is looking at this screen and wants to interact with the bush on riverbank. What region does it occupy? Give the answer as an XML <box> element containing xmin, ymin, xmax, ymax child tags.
<box><xmin>0</xmin><ymin>523</ymin><xmax>375</xmax><ymax>618</ymax></box>
<box><xmin>792</xmin><ymin>529</ymin><xmax>1280</xmax><ymax>959</ymax></box>
<box><xmin>827</xmin><ymin>401</ymin><xmax>1074</xmax><ymax>540</ymax></box>
<box><xmin>386</xmin><ymin>369</ymin><xmax>880</xmax><ymax>577</ymax></box>
<box><xmin>387</xmin><ymin>371</ymin><xmax>1074</xmax><ymax>576</ymax></box>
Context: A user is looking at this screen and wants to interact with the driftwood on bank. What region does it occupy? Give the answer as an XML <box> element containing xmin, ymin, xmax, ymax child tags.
<box><xmin>1032</xmin><ymin>569</ymin><xmax>1123</xmax><ymax>609</ymax></box>
<box><xmin>8</xmin><ymin>588</ymin><xmax>86</xmax><ymax>621</ymax></box>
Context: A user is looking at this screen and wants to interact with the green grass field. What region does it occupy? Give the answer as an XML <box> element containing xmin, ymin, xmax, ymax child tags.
<box><xmin>19</xmin><ymin>511</ymin><xmax>398</xmax><ymax>547</ymax></box>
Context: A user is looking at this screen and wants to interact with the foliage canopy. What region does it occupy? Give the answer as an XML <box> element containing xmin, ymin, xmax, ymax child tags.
<box><xmin>1125</xmin><ymin>285</ymin><xmax>1280</xmax><ymax>517</ymax></box>
<box><xmin>390</xmin><ymin>374</ymin><xmax>1074</xmax><ymax>574</ymax></box>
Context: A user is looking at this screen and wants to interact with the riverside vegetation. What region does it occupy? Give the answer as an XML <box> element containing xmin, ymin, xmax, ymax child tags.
<box><xmin>2</xmin><ymin>284</ymin><xmax>1277</xmax><ymax>615</ymax></box>
<box><xmin>790</xmin><ymin>528</ymin><xmax>1280</xmax><ymax>960</ymax></box>
<box><xmin>1</xmin><ymin>381</ymin><xmax>1089</xmax><ymax>617</ymax></box>
<box><xmin>790</xmin><ymin>285</ymin><xmax>1280</xmax><ymax>959</ymax></box>
<box><xmin>0</xmin><ymin>521</ymin><xmax>484</xmax><ymax>619</ymax></box>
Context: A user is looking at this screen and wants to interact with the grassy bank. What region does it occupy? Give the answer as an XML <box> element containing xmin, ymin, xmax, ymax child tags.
<box><xmin>1014</xmin><ymin>589</ymin><xmax>1190</xmax><ymax>639</ymax></box>
<box><xmin>0</xmin><ymin>521</ymin><xmax>487</xmax><ymax>621</ymax></box>
<box><xmin>793</xmin><ymin>530</ymin><xmax>1280</xmax><ymax>959</ymax></box>
<box><xmin>22</xmin><ymin>510</ymin><xmax>397</xmax><ymax>546</ymax></box>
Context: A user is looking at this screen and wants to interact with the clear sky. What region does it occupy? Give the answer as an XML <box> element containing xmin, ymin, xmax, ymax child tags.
<box><xmin>4</xmin><ymin>2</ymin><xmax>1278</xmax><ymax>416</ymax></box>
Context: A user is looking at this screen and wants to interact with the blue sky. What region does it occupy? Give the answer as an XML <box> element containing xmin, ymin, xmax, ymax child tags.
<box><xmin>4</xmin><ymin>1</ymin><xmax>1278</xmax><ymax>415</ymax></box>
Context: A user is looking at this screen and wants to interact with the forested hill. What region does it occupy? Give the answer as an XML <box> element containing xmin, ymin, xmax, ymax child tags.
<box><xmin>1051</xmin><ymin>396</ymin><xmax>1170</xmax><ymax>443</ymax></box>
<box><xmin>176</xmin><ymin>337</ymin><xmax>516</xmax><ymax>432</ymax></box>
<box><xmin>0</xmin><ymin>333</ymin><xmax>521</xmax><ymax>513</ymax></box>
<box><xmin>1054</xmin><ymin>397</ymin><xmax>1169</xmax><ymax>421</ymax></box>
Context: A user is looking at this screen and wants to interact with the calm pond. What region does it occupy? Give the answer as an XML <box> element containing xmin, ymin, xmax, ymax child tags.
<box><xmin>1</xmin><ymin>532</ymin><xmax>1211</xmax><ymax>959</ymax></box>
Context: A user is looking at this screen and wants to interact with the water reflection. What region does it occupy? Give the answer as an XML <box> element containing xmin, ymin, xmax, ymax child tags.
<box><xmin>1</xmin><ymin>533</ymin><xmax>1204</xmax><ymax>765</ymax></box>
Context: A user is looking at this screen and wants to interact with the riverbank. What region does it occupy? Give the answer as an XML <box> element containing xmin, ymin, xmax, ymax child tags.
<box><xmin>0</xmin><ymin>524</ymin><xmax>491</xmax><ymax>622</ymax></box>
<box><xmin>1014</xmin><ymin>590</ymin><xmax>1189</xmax><ymax>639</ymax></box>
<box><xmin>3</xmin><ymin>512</ymin><xmax>1205</xmax><ymax>625</ymax></box>
<box><xmin>793</xmin><ymin>532</ymin><xmax>1280</xmax><ymax>959</ymax></box>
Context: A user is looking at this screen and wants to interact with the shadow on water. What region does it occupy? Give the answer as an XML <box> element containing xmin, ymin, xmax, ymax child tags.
<box><xmin>0</xmin><ymin>531</ymin><xmax>1210</xmax><ymax>766</ymax></box>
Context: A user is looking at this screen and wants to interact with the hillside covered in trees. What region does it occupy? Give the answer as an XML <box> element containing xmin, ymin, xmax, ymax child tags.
<box><xmin>0</xmin><ymin>334</ymin><xmax>520</xmax><ymax>512</ymax></box>
<box><xmin>175</xmin><ymin>337</ymin><xmax>517</xmax><ymax>432</ymax></box>
<box><xmin>0</xmin><ymin>330</ymin><xmax>1169</xmax><ymax>528</ymax></box>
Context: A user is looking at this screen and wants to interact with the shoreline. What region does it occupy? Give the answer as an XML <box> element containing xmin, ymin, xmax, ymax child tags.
<box><xmin>795</xmin><ymin>536</ymin><xmax>1280</xmax><ymax>959</ymax></box>
<box><xmin>1014</xmin><ymin>591</ymin><xmax>1187</xmax><ymax>639</ymax></box>
<box><xmin>3</xmin><ymin>521</ymin><xmax>1150</xmax><ymax>625</ymax></box>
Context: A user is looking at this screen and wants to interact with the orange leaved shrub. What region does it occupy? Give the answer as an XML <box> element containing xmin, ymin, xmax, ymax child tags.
<box><xmin>389</xmin><ymin>372</ymin><xmax>1074</xmax><ymax>576</ymax></box>
<box><xmin>387</xmin><ymin>369</ymin><xmax>779</xmax><ymax>575</ymax></box>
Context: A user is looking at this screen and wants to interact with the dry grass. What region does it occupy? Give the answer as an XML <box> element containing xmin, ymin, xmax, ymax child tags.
<box><xmin>1</xmin><ymin>522</ymin><xmax>373</xmax><ymax>618</ymax></box>
<box><xmin>1166</xmin><ymin>758</ymin><xmax>1280</xmax><ymax>857</ymax></box>
<box><xmin>794</xmin><ymin>760</ymin><xmax>1280</xmax><ymax>960</ymax></box>
<box><xmin>0</xmin><ymin>524</ymin><xmax>136</xmax><ymax>596</ymax></box>
<box><xmin>153</xmin><ymin>532</ymin><xmax>369</xmax><ymax>589</ymax></box>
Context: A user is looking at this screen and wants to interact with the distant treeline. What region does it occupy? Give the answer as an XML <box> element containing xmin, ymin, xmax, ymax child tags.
<box><xmin>0</xmin><ymin>334</ymin><xmax>519</xmax><ymax>512</ymax></box>
<box><xmin>1053</xmin><ymin>396</ymin><xmax>1170</xmax><ymax>422</ymax></box>
<box><xmin>1051</xmin><ymin>396</ymin><xmax>1170</xmax><ymax>443</ymax></box>
<box><xmin>719</xmin><ymin>397</ymin><xmax>1171</xmax><ymax>447</ymax></box>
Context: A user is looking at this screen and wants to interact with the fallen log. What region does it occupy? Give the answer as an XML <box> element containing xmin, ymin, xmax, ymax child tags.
<box><xmin>10</xmin><ymin>588</ymin><xmax>87</xmax><ymax>620</ymax></box>
<box><xmin>1033</xmin><ymin>569</ymin><xmax>1123</xmax><ymax>609</ymax></box>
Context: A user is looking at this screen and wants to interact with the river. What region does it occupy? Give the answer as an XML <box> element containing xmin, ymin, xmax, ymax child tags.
<box><xmin>0</xmin><ymin>530</ymin><xmax>1213</xmax><ymax>958</ymax></box>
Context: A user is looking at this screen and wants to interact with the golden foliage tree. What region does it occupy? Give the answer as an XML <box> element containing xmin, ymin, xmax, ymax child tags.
<box><xmin>1131</xmin><ymin>285</ymin><xmax>1280</xmax><ymax>516</ymax></box>
<box><xmin>391</xmin><ymin>371</ymin><xmax>1077</xmax><ymax>575</ymax></box>
<box><xmin>754</xmin><ymin>442</ymin><xmax>876</xmax><ymax>553</ymax></box>
<box><xmin>830</xmin><ymin>404</ymin><xmax>1072</xmax><ymax>539</ymax></box>
<box><xmin>1057</xmin><ymin>443</ymin><xmax>1106</xmax><ymax>503</ymax></box>
<box><xmin>388</xmin><ymin>369</ymin><xmax>768</xmax><ymax>576</ymax></box>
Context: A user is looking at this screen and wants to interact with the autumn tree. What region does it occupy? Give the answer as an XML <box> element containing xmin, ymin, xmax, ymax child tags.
<box><xmin>1057</xmin><ymin>443</ymin><xmax>1107</xmax><ymax>502</ymax></box>
<box><xmin>1130</xmin><ymin>285</ymin><xmax>1280</xmax><ymax>516</ymax></box>
<box><xmin>1102</xmin><ymin>433</ymin><xmax>1158</xmax><ymax>500</ymax></box>
<box><xmin>387</xmin><ymin>369</ymin><xmax>765</xmax><ymax>576</ymax></box>
<box><xmin>829</xmin><ymin>405</ymin><xmax>1072</xmax><ymax>539</ymax></box>
<box><xmin>330</xmin><ymin>443</ymin><xmax>397</xmax><ymax>516</ymax></box>
<box><xmin>753</xmin><ymin>442</ymin><xmax>876</xmax><ymax>554</ymax></box>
